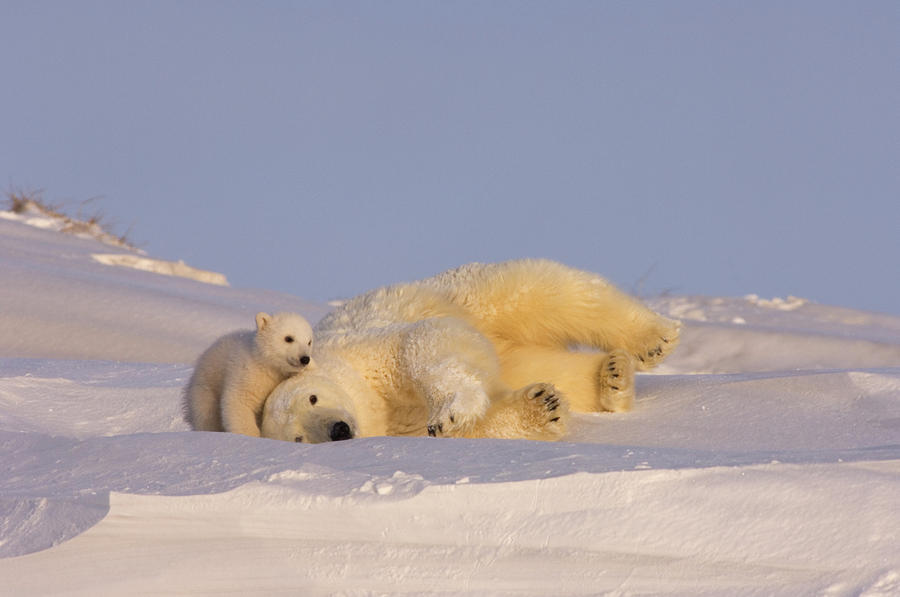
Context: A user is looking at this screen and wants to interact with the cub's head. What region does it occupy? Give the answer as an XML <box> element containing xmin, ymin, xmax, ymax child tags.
<box><xmin>254</xmin><ymin>312</ymin><xmax>314</xmax><ymax>375</ymax></box>
<box><xmin>261</xmin><ymin>372</ymin><xmax>358</xmax><ymax>444</ymax></box>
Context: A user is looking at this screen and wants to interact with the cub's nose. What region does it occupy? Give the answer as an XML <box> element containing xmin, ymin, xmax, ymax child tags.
<box><xmin>300</xmin><ymin>355</ymin><xmax>310</xmax><ymax>365</ymax></box>
<box><xmin>329</xmin><ymin>421</ymin><xmax>353</xmax><ymax>442</ymax></box>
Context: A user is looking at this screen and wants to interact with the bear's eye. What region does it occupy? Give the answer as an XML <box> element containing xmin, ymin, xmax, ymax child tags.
<box><xmin>294</xmin><ymin>436</ymin><xmax>303</xmax><ymax>443</ymax></box>
<box><xmin>284</xmin><ymin>336</ymin><xmax>294</xmax><ymax>343</ymax></box>
<box><xmin>308</xmin><ymin>339</ymin><xmax>312</xmax><ymax>347</ymax></box>
<box><xmin>309</xmin><ymin>395</ymin><xmax>318</xmax><ymax>405</ymax></box>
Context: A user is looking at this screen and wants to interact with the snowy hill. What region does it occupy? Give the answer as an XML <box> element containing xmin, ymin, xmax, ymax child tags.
<box><xmin>0</xmin><ymin>213</ymin><xmax>898</xmax><ymax>596</ymax></box>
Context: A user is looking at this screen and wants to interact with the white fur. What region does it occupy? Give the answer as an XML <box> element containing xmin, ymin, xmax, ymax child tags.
<box><xmin>262</xmin><ymin>260</ymin><xmax>680</xmax><ymax>443</ymax></box>
<box><xmin>183</xmin><ymin>312</ymin><xmax>314</xmax><ymax>436</ymax></box>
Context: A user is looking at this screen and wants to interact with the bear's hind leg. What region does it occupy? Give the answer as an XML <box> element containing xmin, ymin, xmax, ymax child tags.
<box><xmin>183</xmin><ymin>382</ymin><xmax>224</xmax><ymax>432</ymax></box>
<box><xmin>473</xmin><ymin>260</ymin><xmax>681</xmax><ymax>371</ymax></box>
<box><xmin>498</xmin><ymin>344</ymin><xmax>603</xmax><ymax>412</ymax></box>
<box><xmin>552</xmin><ymin>291</ymin><xmax>680</xmax><ymax>372</ymax></box>
<box><xmin>597</xmin><ymin>349</ymin><xmax>635</xmax><ymax>412</ymax></box>
<box><xmin>630</xmin><ymin>321</ymin><xmax>680</xmax><ymax>370</ymax></box>
<box><xmin>499</xmin><ymin>345</ymin><xmax>635</xmax><ymax>413</ymax></box>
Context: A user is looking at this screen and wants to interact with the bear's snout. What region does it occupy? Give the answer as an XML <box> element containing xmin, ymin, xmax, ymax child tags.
<box><xmin>288</xmin><ymin>354</ymin><xmax>311</xmax><ymax>368</ymax></box>
<box><xmin>329</xmin><ymin>421</ymin><xmax>353</xmax><ymax>442</ymax></box>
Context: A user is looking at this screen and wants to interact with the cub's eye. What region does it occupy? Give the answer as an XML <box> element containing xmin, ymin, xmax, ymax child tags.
<box><xmin>309</xmin><ymin>395</ymin><xmax>318</xmax><ymax>405</ymax></box>
<box><xmin>308</xmin><ymin>339</ymin><xmax>312</xmax><ymax>347</ymax></box>
<box><xmin>284</xmin><ymin>336</ymin><xmax>294</xmax><ymax>343</ymax></box>
<box><xmin>294</xmin><ymin>436</ymin><xmax>303</xmax><ymax>443</ymax></box>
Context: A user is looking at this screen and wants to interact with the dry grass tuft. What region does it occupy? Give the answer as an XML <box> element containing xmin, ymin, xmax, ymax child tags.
<box><xmin>4</xmin><ymin>187</ymin><xmax>138</xmax><ymax>250</ymax></box>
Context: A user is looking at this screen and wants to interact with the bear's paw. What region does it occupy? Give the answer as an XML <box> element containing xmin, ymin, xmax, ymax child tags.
<box><xmin>518</xmin><ymin>382</ymin><xmax>568</xmax><ymax>440</ymax></box>
<box><xmin>426</xmin><ymin>388</ymin><xmax>490</xmax><ymax>437</ymax></box>
<box><xmin>597</xmin><ymin>349</ymin><xmax>635</xmax><ymax>412</ymax></box>
<box><xmin>633</xmin><ymin>317</ymin><xmax>681</xmax><ymax>371</ymax></box>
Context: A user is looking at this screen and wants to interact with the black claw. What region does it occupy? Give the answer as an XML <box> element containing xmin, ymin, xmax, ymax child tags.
<box><xmin>449</xmin><ymin>414</ymin><xmax>455</xmax><ymax>423</ymax></box>
<box><xmin>427</xmin><ymin>425</ymin><xmax>436</xmax><ymax>437</ymax></box>
<box><xmin>549</xmin><ymin>417</ymin><xmax>560</xmax><ymax>423</ymax></box>
<box><xmin>612</xmin><ymin>373</ymin><xmax>619</xmax><ymax>378</ymax></box>
<box><xmin>533</xmin><ymin>389</ymin><xmax>545</xmax><ymax>398</ymax></box>
<box><xmin>610</xmin><ymin>385</ymin><xmax>620</xmax><ymax>391</ymax></box>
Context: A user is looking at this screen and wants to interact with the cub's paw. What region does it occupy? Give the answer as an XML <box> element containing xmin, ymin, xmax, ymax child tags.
<box><xmin>427</xmin><ymin>389</ymin><xmax>489</xmax><ymax>437</ymax></box>
<box><xmin>634</xmin><ymin>318</ymin><xmax>681</xmax><ymax>371</ymax></box>
<box><xmin>597</xmin><ymin>349</ymin><xmax>635</xmax><ymax>412</ymax></box>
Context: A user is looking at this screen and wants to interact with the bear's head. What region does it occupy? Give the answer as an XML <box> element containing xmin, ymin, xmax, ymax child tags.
<box><xmin>254</xmin><ymin>312</ymin><xmax>314</xmax><ymax>376</ymax></box>
<box><xmin>261</xmin><ymin>370</ymin><xmax>358</xmax><ymax>443</ymax></box>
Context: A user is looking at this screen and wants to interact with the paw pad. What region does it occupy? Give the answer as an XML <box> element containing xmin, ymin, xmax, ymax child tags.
<box><xmin>598</xmin><ymin>349</ymin><xmax>635</xmax><ymax>412</ymax></box>
<box><xmin>523</xmin><ymin>384</ymin><xmax>565</xmax><ymax>425</ymax></box>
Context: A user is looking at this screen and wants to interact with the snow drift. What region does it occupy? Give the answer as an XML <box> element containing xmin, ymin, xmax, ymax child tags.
<box><xmin>0</xmin><ymin>212</ymin><xmax>898</xmax><ymax>596</ymax></box>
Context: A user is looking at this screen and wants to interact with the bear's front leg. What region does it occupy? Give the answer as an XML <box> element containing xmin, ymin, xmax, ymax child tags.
<box><xmin>221</xmin><ymin>400</ymin><xmax>262</xmax><ymax>436</ymax></box>
<box><xmin>465</xmin><ymin>382</ymin><xmax>568</xmax><ymax>441</ymax></box>
<box><xmin>220</xmin><ymin>377</ymin><xmax>264</xmax><ymax>437</ymax></box>
<box><xmin>418</xmin><ymin>360</ymin><xmax>492</xmax><ymax>437</ymax></box>
<box><xmin>399</xmin><ymin>318</ymin><xmax>501</xmax><ymax>438</ymax></box>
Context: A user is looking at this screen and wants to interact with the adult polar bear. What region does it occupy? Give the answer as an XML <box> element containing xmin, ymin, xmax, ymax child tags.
<box><xmin>262</xmin><ymin>259</ymin><xmax>680</xmax><ymax>443</ymax></box>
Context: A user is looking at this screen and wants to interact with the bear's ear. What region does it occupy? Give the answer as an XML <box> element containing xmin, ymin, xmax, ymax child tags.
<box><xmin>255</xmin><ymin>312</ymin><xmax>272</xmax><ymax>331</ymax></box>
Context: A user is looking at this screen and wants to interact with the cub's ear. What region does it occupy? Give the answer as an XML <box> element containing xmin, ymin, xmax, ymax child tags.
<box><xmin>255</xmin><ymin>312</ymin><xmax>272</xmax><ymax>331</ymax></box>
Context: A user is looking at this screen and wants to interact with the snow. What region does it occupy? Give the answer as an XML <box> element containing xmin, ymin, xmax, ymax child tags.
<box><xmin>90</xmin><ymin>253</ymin><xmax>229</xmax><ymax>286</ymax></box>
<box><xmin>1</xmin><ymin>213</ymin><xmax>898</xmax><ymax>596</ymax></box>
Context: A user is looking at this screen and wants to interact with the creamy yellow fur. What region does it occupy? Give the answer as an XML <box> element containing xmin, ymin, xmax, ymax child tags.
<box><xmin>183</xmin><ymin>312</ymin><xmax>314</xmax><ymax>436</ymax></box>
<box><xmin>262</xmin><ymin>259</ymin><xmax>679</xmax><ymax>443</ymax></box>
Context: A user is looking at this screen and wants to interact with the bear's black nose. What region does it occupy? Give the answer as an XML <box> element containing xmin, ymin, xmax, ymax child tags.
<box><xmin>300</xmin><ymin>355</ymin><xmax>310</xmax><ymax>365</ymax></box>
<box><xmin>329</xmin><ymin>421</ymin><xmax>353</xmax><ymax>442</ymax></box>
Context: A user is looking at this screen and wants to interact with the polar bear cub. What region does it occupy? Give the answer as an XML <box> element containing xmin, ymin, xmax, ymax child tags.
<box><xmin>183</xmin><ymin>312</ymin><xmax>314</xmax><ymax>436</ymax></box>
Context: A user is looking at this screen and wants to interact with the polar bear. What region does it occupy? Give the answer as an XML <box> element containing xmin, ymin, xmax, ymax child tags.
<box><xmin>183</xmin><ymin>312</ymin><xmax>314</xmax><ymax>436</ymax></box>
<box><xmin>261</xmin><ymin>259</ymin><xmax>679</xmax><ymax>443</ymax></box>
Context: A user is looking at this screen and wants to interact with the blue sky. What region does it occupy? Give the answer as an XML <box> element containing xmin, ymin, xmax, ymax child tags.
<box><xmin>3</xmin><ymin>1</ymin><xmax>898</xmax><ymax>315</ymax></box>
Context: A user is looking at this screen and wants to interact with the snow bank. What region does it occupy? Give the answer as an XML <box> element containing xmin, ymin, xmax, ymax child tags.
<box><xmin>5</xmin><ymin>460</ymin><xmax>898</xmax><ymax>596</ymax></box>
<box><xmin>0</xmin><ymin>215</ymin><xmax>898</xmax><ymax>595</ymax></box>
<box><xmin>91</xmin><ymin>253</ymin><xmax>229</xmax><ymax>286</ymax></box>
<box><xmin>0</xmin><ymin>216</ymin><xmax>328</xmax><ymax>363</ymax></box>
